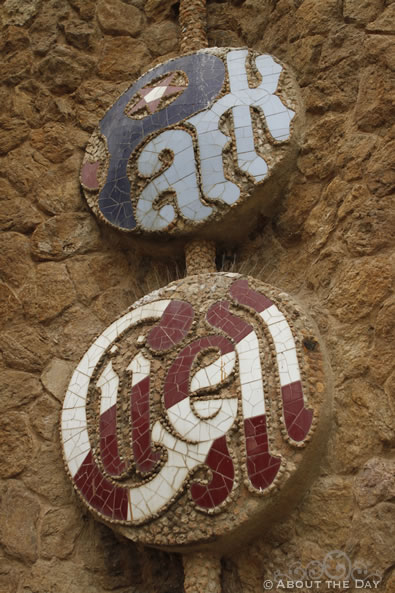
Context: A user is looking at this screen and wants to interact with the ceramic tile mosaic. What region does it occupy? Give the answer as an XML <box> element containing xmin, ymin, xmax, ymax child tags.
<box><xmin>62</xmin><ymin>274</ymin><xmax>325</xmax><ymax>547</ymax></box>
<box><xmin>81</xmin><ymin>48</ymin><xmax>298</xmax><ymax>236</ymax></box>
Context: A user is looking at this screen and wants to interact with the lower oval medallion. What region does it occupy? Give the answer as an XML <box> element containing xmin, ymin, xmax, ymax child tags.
<box><xmin>61</xmin><ymin>273</ymin><xmax>331</xmax><ymax>551</ymax></box>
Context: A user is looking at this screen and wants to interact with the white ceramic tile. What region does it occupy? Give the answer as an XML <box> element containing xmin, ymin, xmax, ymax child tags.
<box><xmin>62</xmin><ymin>405</ymin><xmax>86</xmax><ymax>427</ymax></box>
<box><xmin>171</xmin><ymin>150</ymin><xmax>198</xmax><ymax>181</ymax></box>
<box><xmin>62</xmin><ymin>389</ymin><xmax>85</xmax><ymax>410</ymax></box>
<box><xmin>145</xmin><ymin>86</ymin><xmax>166</xmax><ymax>102</ymax></box>
<box><xmin>270</xmin><ymin>321</ymin><xmax>294</xmax><ymax>354</ymax></box>
<box><xmin>261</xmin><ymin>304</ymin><xmax>284</xmax><ymax>324</ymax></box>
<box><xmin>277</xmin><ymin>349</ymin><xmax>301</xmax><ymax>384</ymax></box>
<box><xmin>190</xmin><ymin>367</ymin><xmax>210</xmax><ymax>391</ymax></box>
<box><xmin>259</xmin><ymin>73</ymin><xmax>281</xmax><ymax>94</ymax></box>
<box><xmin>188</xmin><ymin>109</ymin><xmax>219</xmax><ymax>132</ymax></box>
<box><xmin>210</xmin><ymin>99</ymin><xmax>229</xmax><ymax>118</ymax></box>
<box><xmin>244</xmin><ymin>156</ymin><xmax>268</xmax><ymax>181</ymax></box>
<box><xmin>127</xmin><ymin>352</ymin><xmax>150</xmax><ymax>386</ymax></box>
<box><xmin>193</xmin><ymin>399</ymin><xmax>222</xmax><ymax>418</ymax></box>
<box><xmin>265</xmin><ymin>110</ymin><xmax>293</xmax><ymax>140</ymax></box>
<box><xmin>241</xmin><ymin>379</ymin><xmax>266</xmax><ymax>418</ymax></box>
<box><xmin>227</xmin><ymin>49</ymin><xmax>248</xmax><ymax>63</ymax></box>
<box><xmin>236</xmin><ymin>135</ymin><xmax>255</xmax><ymax>154</ymax></box>
<box><xmin>255</xmin><ymin>54</ymin><xmax>282</xmax><ymax>77</ymax></box>
<box><xmin>68</xmin><ymin>452</ymin><xmax>91</xmax><ymax>478</ymax></box>
<box><xmin>67</xmin><ymin>370</ymin><xmax>89</xmax><ymax>399</ymax></box>
<box><xmin>167</xmin><ymin>397</ymin><xmax>237</xmax><ymax>443</ymax></box>
<box><xmin>229</xmin><ymin>74</ymin><xmax>250</xmax><ymax>93</ymax></box>
<box><xmin>95</xmin><ymin>334</ymin><xmax>112</xmax><ymax>351</ymax></box>
<box><xmin>191</xmin><ymin>352</ymin><xmax>236</xmax><ymax>391</ymax></box>
<box><xmin>63</xmin><ymin>434</ymin><xmax>90</xmax><ymax>476</ymax></box>
<box><xmin>160</xmin><ymin>204</ymin><xmax>176</xmax><ymax>224</ymax></box>
<box><xmin>131</xmin><ymin>489</ymin><xmax>153</xmax><ymax>520</ymax></box>
<box><xmin>129</xmin><ymin>301</ymin><xmax>170</xmax><ymax>327</ymax></box>
<box><xmin>97</xmin><ymin>361</ymin><xmax>119</xmax><ymax>414</ymax></box>
<box><xmin>199</xmin><ymin>157</ymin><xmax>240</xmax><ymax>204</ymax></box>
<box><xmin>137</xmin><ymin>150</ymin><xmax>162</xmax><ymax>177</ymax></box>
<box><xmin>136</xmin><ymin>129</ymin><xmax>210</xmax><ymax>227</ymax></box>
<box><xmin>279</xmin><ymin>368</ymin><xmax>292</xmax><ymax>386</ymax></box>
<box><xmin>129</xmin><ymin>423</ymin><xmax>192</xmax><ymax>518</ymax></box>
<box><xmin>62</xmin><ymin>426</ymin><xmax>86</xmax><ymax>444</ymax></box>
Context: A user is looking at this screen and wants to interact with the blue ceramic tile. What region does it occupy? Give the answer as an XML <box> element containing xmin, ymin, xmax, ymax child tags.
<box><xmin>98</xmin><ymin>53</ymin><xmax>225</xmax><ymax>230</ymax></box>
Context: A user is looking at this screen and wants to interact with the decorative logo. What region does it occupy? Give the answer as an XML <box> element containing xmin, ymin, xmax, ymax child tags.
<box><xmin>61</xmin><ymin>275</ymin><xmax>325</xmax><ymax>545</ymax></box>
<box><xmin>262</xmin><ymin>550</ymin><xmax>383</xmax><ymax>591</ymax></box>
<box><xmin>125</xmin><ymin>71</ymin><xmax>189</xmax><ymax>119</ymax></box>
<box><xmin>80</xmin><ymin>48</ymin><xmax>300</xmax><ymax>234</ymax></box>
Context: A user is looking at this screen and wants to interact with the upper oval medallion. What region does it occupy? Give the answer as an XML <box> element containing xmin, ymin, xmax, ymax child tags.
<box><xmin>81</xmin><ymin>48</ymin><xmax>303</xmax><ymax>241</ymax></box>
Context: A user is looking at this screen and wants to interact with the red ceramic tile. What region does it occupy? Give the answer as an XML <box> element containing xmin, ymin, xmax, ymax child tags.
<box><xmin>147</xmin><ymin>301</ymin><xmax>194</xmax><ymax>351</ymax></box>
<box><xmin>244</xmin><ymin>415</ymin><xmax>281</xmax><ymax>490</ymax></box>
<box><xmin>230</xmin><ymin>278</ymin><xmax>273</xmax><ymax>312</ymax></box>
<box><xmin>281</xmin><ymin>382</ymin><xmax>303</xmax><ymax>403</ymax></box>
<box><xmin>131</xmin><ymin>376</ymin><xmax>160</xmax><ymax>473</ymax></box>
<box><xmin>100</xmin><ymin>405</ymin><xmax>127</xmax><ymax>476</ymax></box>
<box><xmin>74</xmin><ymin>451</ymin><xmax>128</xmax><ymax>520</ymax></box>
<box><xmin>164</xmin><ymin>336</ymin><xmax>234</xmax><ymax>408</ymax></box>
<box><xmin>281</xmin><ymin>382</ymin><xmax>313</xmax><ymax>442</ymax></box>
<box><xmin>81</xmin><ymin>161</ymin><xmax>100</xmax><ymax>191</ymax></box>
<box><xmin>206</xmin><ymin>301</ymin><xmax>252</xmax><ymax>344</ymax></box>
<box><xmin>112</xmin><ymin>487</ymin><xmax>129</xmax><ymax>520</ymax></box>
<box><xmin>190</xmin><ymin>436</ymin><xmax>234</xmax><ymax>509</ymax></box>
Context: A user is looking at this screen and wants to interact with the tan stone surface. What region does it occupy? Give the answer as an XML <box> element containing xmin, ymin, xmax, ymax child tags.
<box><xmin>61</xmin><ymin>19</ymin><xmax>97</xmax><ymax>51</ymax></box>
<box><xmin>97</xmin><ymin>37</ymin><xmax>151</xmax><ymax>82</ymax></box>
<box><xmin>31</xmin><ymin>213</ymin><xmax>101</xmax><ymax>261</ymax></box>
<box><xmin>30</xmin><ymin>395</ymin><xmax>60</xmax><ymax>441</ymax></box>
<box><xmin>40</xmin><ymin>506</ymin><xmax>83</xmax><ymax>559</ymax></box>
<box><xmin>0</xmin><ymin>413</ymin><xmax>32</xmax><ymax>478</ymax></box>
<box><xmin>0</xmin><ymin>323</ymin><xmax>51</xmax><ymax>372</ymax></box>
<box><xmin>0</xmin><ymin>195</ymin><xmax>43</xmax><ymax>233</ymax></box>
<box><xmin>343</xmin><ymin>0</ymin><xmax>383</xmax><ymax>24</ymax></box>
<box><xmin>30</xmin><ymin>123</ymin><xmax>74</xmax><ymax>164</ymax></box>
<box><xmin>0</xmin><ymin>283</ymin><xmax>22</xmax><ymax>325</ymax></box>
<box><xmin>20</xmin><ymin>262</ymin><xmax>76</xmax><ymax>321</ymax></box>
<box><xmin>183</xmin><ymin>553</ymin><xmax>221</xmax><ymax>593</ymax></box>
<box><xmin>41</xmin><ymin>358</ymin><xmax>75</xmax><ymax>402</ymax></box>
<box><xmin>0</xmin><ymin>117</ymin><xmax>30</xmax><ymax>155</ymax></box>
<box><xmin>0</xmin><ymin>369</ymin><xmax>42</xmax><ymax>411</ymax></box>
<box><xmin>0</xmin><ymin>0</ymin><xmax>393</xmax><ymax>590</ymax></box>
<box><xmin>141</xmin><ymin>20</ymin><xmax>179</xmax><ymax>57</ymax></box>
<box><xmin>328</xmin><ymin>257</ymin><xmax>392</xmax><ymax>322</ymax></box>
<box><xmin>368</xmin><ymin>296</ymin><xmax>395</xmax><ymax>385</ymax></box>
<box><xmin>92</xmin><ymin>286</ymin><xmax>134</xmax><ymax>323</ymax></box>
<box><xmin>97</xmin><ymin>0</ymin><xmax>145</xmax><ymax>37</ymax></box>
<box><xmin>23</xmin><ymin>442</ymin><xmax>74</xmax><ymax>506</ymax></box>
<box><xmin>2</xmin><ymin>0</ymin><xmax>41</xmax><ymax>27</ymax></box>
<box><xmin>367</xmin><ymin>3</ymin><xmax>395</xmax><ymax>32</ymax></box>
<box><xmin>37</xmin><ymin>45</ymin><xmax>96</xmax><ymax>94</ymax></box>
<box><xmin>0</xmin><ymin>481</ymin><xmax>40</xmax><ymax>563</ymax></box>
<box><xmin>354</xmin><ymin>457</ymin><xmax>395</xmax><ymax>510</ymax></box>
<box><xmin>66</xmin><ymin>252</ymin><xmax>133</xmax><ymax>303</ymax></box>
<box><xmin>0</xmin><ymin>232</ymin><xmax>34</xmax><ymax>289</ymax></box>
<box><xmin>145</xmin><ymin>0</ymin><xmax>177</xmax><ymax>22</ymax></box>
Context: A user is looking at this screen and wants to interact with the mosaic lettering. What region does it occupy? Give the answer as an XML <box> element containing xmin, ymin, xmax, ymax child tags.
<box><xmin>62</xmin><ymin>276</ymin><xmax>317</xmax><ymax>525</ymax></box>
<box><xmin>81</xmin><ymin>48</ymin><xmax>298</xmax><ymax>235</ymax></box>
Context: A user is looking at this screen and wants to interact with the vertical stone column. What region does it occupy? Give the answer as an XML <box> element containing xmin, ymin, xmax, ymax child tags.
<box><xmin>183</xmin><ymin>552</ymin><xmax>222</xmax><ymax>593</ymax></box>
<box><xmin>179</xmin><ymin>0</ymin><xmax>208</xmax><ymax>53</ymax></box>
<box><xmin>179</xmin><ymin>3</ymin><xmax>222</xmax><ymax>591</ymax></box>
<box><xmin>185</xmin><ymin>239</ymin><xmax>216</xmax><ymax>275</ymax></box>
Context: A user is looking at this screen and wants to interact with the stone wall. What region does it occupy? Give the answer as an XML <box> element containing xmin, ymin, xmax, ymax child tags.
<box><xmin>0</xmin><ymin>1</ymin><xmax>394</xmax><ymax>592</ymax></box>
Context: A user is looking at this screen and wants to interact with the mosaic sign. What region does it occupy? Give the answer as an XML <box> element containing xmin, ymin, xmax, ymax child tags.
<box><xmin>61</xmin><ymin>274</ymin><xmax>328</xmax><ymax>547</ymax></box>
<box><xmin>81</xmin><ymin>48</ymin><xmax>300</xmax><ymax>235</ymax></box>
